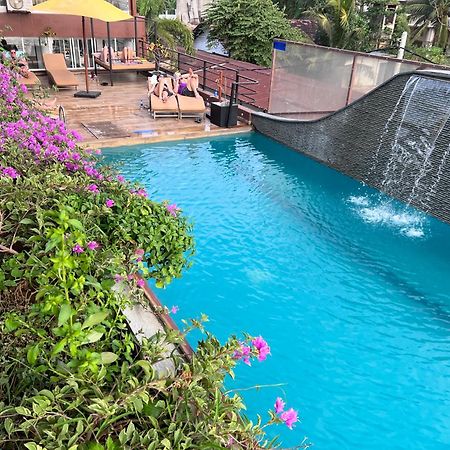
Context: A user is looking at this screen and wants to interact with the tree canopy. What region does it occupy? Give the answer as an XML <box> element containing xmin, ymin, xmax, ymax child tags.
<box><xmin>206</xmin><ymin>0</ymin><xmax>308</xmax><ymax>66</ymax></box>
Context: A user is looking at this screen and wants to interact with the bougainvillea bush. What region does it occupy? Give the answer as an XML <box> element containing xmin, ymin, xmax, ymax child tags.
<box><xmin>0</xmin><ymin>64</ymin><xmax>305</xmax><ymax>449</ymax></box>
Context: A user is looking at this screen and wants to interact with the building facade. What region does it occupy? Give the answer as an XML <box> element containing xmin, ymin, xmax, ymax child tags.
<box><xmin>0</xmin><ymin>0</ymin><xmax>146</xmax><ymax>69</ymax></box>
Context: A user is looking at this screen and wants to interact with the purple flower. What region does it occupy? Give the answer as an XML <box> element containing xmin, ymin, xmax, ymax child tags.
<box><xmin>70</xmin><ymin>129</ymin><xmax>82</xmax><ymax>141</ymax></box>
<box><xmin>166</xmin><ymin>203</ymin><xmax>179</xmax><ymax>217</ymax></box>
<box><xmin>105</xmin><ymin>199</ymin><xmax>115</xmax><ymax>208</ymax></box>
<box><xmin>136</xmin><ymin>188</ymin><xmax>147</xmax><ymax>198</ymax></box>
<box><xmin>86</xmin><ymin>184</ymin><xmax>99</xmax><ymax>194</ymax></box>
<box><xmin>136</xmin><ymin>278</ymin><xmax>145</xmax><ymax>288</ymax></box>
<box><xmin>134</xmin><ymin>248</ymin><xmax>144</xmax><ymax>262</ymax></box>
<box><xmin>72</xmin><ymin>244</ymin><xmax>84</xmax><ymax>254</ymax></box>
<box><xmin>233</xmin><ymin>344</ymin><xmax>252</xmax><ymax>366</ymax></box>
<box><xmin>274</xmin><ymin>397</ymin><xmax>285</xmax><ymax>414</ymax></box>
<box><xmin>1</xmin><ymin>166</ymin><xmax>20</xmax><ymax>179</ymax></box>
<box><xmin>170</xmin><ymin>305</ymin><xmax>179</xmax><ymax>314</ymax></box>
<box><xmin>87</xmin><ymin>241</ymin><xmax>99</xmax><ymax>251</ymax></box>
<box><xmin>117</xmin><ymin>175</ymin><xmax>125</xmax><ymax>183</ymax></box>
<box><xmin>252</xmin><ymin>336</ymin><xmax>271</xmax><ymax>362</ymax></box>
<box><xmin>280</xmin><ymin>408</ymin><xmax>298</xmax><ymax>429</ymax></box>
<box><xmin>114</xmin><ymin>274</ymin><xmax>124</xmax><ymax>283</ymax></box>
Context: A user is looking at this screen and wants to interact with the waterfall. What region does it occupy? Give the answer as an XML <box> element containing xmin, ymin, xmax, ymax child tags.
<box><xmin>371</xmin><ymin>75</ymin><xmax>450</xmax><ymax>210</ymax></box>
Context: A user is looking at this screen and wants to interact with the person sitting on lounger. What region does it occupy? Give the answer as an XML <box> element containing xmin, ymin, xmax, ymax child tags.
<box><xmin>3</xmin><ymin>46</ymin><xmax>30</xmax><ymax>78</ymax></box>
<box><xmin>121</xmin><ymin>46</ymin><xmax>134</xmax><ymax>63</ymax></box>
<box><xmin>100</xmin><ymin>45</ymin><xmax>113</xmax><ymax>63</ymax></box>
<box><xmin>148</xmin><ymin>73</ymin><xmax>174</xmax><ymax>103</ymax></box>
<box><xmin>174</xmin><ymin>68</ymin><xmax>201</xmax><ymax>98</ymax></box>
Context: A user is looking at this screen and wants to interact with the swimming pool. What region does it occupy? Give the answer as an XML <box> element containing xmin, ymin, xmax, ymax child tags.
<box><xmin>102</xmin><ymin>132</ymin><xmax>450</xmax><ymax>449</ymax></box>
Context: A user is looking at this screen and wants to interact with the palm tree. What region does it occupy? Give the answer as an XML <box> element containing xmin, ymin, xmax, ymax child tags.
<box><xmin>137</xmin><ymin>0</ymin><xmax>194</xmax><ymax>54</ymax></box>
<box><xmin>406</xmin><ymin>0</ymin><xmax>450</xmax><ymax>48</ymax></box>
<box><xmin>309</xmin><ymin>0</ymin><xmax>366</xmax><ymax>49</ymax></box>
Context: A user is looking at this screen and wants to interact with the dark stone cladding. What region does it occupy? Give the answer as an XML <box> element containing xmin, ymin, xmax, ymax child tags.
<box><xmin>252</xmin><ymin>70</ymin><xmax>450</xmax><ymax>225</ymax></box>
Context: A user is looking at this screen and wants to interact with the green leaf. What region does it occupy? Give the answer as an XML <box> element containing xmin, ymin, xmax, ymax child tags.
<box><xmin>27</xmin><ymin>344</ymin><xmax>40</xmax><ymax>366</ymax></box>
<box><xmin>83</xmin><ymin>330</ymin><xmax>104</xmax><ymax>344</ymax></box>
<box><xmin>39</xmin><ymin>390</ymin><xmax>54</xmax><ymax>401</ymax></box>
<box><xmin>45</xmin><ymin>238</ymin><xmax>59</xmax><ymax>253</ymax></box>
<box><xmin>24</xmin><ymin>444</ymin><xmax>39</xmax><ymax>450</ymax></box>
<box><xmin>68</xmin><ymin>219</ymin><xmax>84</xmax><ymax>230</ymax></box>
<box><xmin>4</xmin><ymin>317</ymin><xmax>20</xmax><ymax>332</ymax></box>
<box><xmin>4</xmin><ymin>417</ymin><xmax>14</xmax><ymax>435</ymax></box>
<box><xmin>126</xmin><ymin>421</ymin><xmax>135</xmax><ymax>441</ymax></box>
<box><xmin>82</xmin><ymin>311</ymin><xmax>109</xmax><ymax>329</ymax></box>
<box><xmin>15</xmin><ymin>406</ymin><xmax>31</xmax><ymax>416</ymax></box>
<box><xmin>58</xmin><ymin>303</ymin><xmax>72</xmax><ymax>326</ymax></box>
<box><xmin>52</xmin><ymin>338</ymin><xmax>67</xmax><ymax>356</ymax></box>
<box><xmin>19</xmin><ymin>218</ymin><xmax>34</xmax><ymax>225</ymax></box>
<box><xmin>86</xmin><ymin>443</ymin><xmax>104</xmax><ymax>450</ymax></box>
<box><xmin>100</xmin><ymin>352</ymin><xmax>118</xmax><ymax>364</ymax></box>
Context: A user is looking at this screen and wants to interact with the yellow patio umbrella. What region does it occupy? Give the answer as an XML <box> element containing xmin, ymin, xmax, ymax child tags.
<box><xmin>31</xmin><ymin>0</ymin><xmax>132</xmax><ymax>98</ymax></box>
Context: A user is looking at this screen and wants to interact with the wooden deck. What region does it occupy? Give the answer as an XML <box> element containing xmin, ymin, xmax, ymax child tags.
<box><xmin>30</xmin><ymin>71</ymin><xmax>251</xmax><ymax>148</ymax></box>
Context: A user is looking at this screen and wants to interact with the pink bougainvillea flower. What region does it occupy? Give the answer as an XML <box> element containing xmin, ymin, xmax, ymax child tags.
<box><xmin>136</xmin><ymin>278</ymin><xmax>145</xmax><ymax>288</ymax></box>
<box><xmin>170</xmin><ymin>305</ymin><xmax>179</xmax><ymax>314</ymax></box>
<box><xmin>105</xmin><ymin>199</ymin><xmax>115</xmax><ymax>208</ymax></box>
<box><xmin>134</xmin><ymin>248</ymin><xmax>144</xmax><ymax>262</ymax></box>
<box><xmin>86</xmin><ymin>183</ymin><xmax>99</xmax><ymax>194</ymax></box>
<box><xmin>280</xmin><ymin>408</ymin><xmax>298</xmax><ymax>429</ymax></box>
<box><xmin>117</xmin><ymin>175</ymin><xmax>125</xmax><ymax>183</ymax></box>
<box><xmin>1</xmin><ymin>166</ymin><xmax>20</xmax><ymax>179</ymax></box>
<box><xmin>87</xmin><ymin>241</ymin><xmax>99</xmax><ymax>251</ymax></box>
<box><xmin>114</xmin><ymin>274</ymin><xmax>124</xmax><ymax>283</ymax></box>
<box><xmin>72</xmin><ymin>244</ymin><xmax>84</xmax><ymax>254</ymax></box>
<box><xmin>136</xmin><ymin>188</ymin><xmax>147</xmax><ymax>197</ymax></box>
<box><xmin>274</xmin><ymin>397</ymin><xmax>285</xmax><ymax>414</ymax></box>
<box><xmin>166</xmin><ymin>203</ymin><xmax>179</xmax><ymax>217</ymax></box>
<box><xmin>233</xmin><ymin>344</ymin><xmax>252</xmax><ymax>366</ymax></box>
<box><xmin>251</xmin><ymin>336</ymin><xmax>271</xmax><ymax>362</ymax></box>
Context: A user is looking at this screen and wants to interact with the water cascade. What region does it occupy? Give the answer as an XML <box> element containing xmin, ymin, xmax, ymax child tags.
<box><xmin>372</xmin><ymin>75</ymin><xmax>450</xmax><ymax>212</ymax></box>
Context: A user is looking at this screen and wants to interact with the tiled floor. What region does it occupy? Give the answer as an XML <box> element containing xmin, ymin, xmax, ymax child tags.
<box><xmin>29</xmin><ymin>71</ymin><xmax>251</xmax><ymax>148</ymax></box>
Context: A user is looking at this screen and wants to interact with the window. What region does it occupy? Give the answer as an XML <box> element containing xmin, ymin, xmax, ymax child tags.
<box><xmin>107</xmin><ymin>0</ymin><xmax>130</xmax><ymax>12</ymax></box>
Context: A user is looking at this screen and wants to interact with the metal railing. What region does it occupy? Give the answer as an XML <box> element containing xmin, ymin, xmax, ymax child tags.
<box><xmin>138</xmin><ymin>40</ymin><xmax>260</xmax><ymax>107</ymax></box>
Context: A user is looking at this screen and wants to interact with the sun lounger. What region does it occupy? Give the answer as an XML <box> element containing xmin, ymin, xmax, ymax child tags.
<box><xmin>43</xmin><ymin>53</ymin><xmax>79</xmax><ymax>89</ymax></box>
<box><xmin>149</xmin><ymin>78</ymin><xmax>179</xmax><ymax>119</ymax></box>
<box><xmin>94</xmin><ymin>55</ymin><xmax>155</xmax><ymax>86</ymax></box>
<box><xmin>18</xmin><ymin>71</ymin><xmax>40</xmax><ymax>88</ymax></box>
<box><xmin>176</xmin><ymin>94</ymin><xmax>206</xmax><ymax>120</ymax></box>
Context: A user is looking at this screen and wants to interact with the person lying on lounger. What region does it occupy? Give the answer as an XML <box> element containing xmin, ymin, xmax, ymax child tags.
<box><xmin>174</xmin><ymin>68</ymin><xmax>201</xmax><ymax>99</ymax></box>
<box><xmin>148</xmin><ymin>73</ymin><xmax>174</xmax><ymax>103</ymax></box>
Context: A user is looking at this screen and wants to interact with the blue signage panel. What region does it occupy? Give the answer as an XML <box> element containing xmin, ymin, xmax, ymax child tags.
<box><xmin>273</xmin><ymin>41</ymin><xmax>287</xmax><ymax>51</ymax></box>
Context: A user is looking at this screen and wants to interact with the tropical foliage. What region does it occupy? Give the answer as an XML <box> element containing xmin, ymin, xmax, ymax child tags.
<box><xmin>405</xmin><ymin>0</ymin><xmax>450</xmax><ymax>48</ymax></box>
<box><xmin>137</xmin><ymin>0</ymin><xmax>194</xmax><ymax>54</ymax></box>
<box><xmin>308</xmin><ymin>0</ymin><xmax>371</xmax><ymax>49</ymax></box>
<box><xmin>205</xmin><ymin>0</ymin><xmax>308</xmax><ymax>66</ymax></box>
<box><xmin>272</xmin><ymin>0</ymin><xmax>450</xmax><ymax>55</ymax></box>
<box><xmin>0</xmin><ymin>63</ymin><xmax>306</xmax><ymax>449</ymax></box>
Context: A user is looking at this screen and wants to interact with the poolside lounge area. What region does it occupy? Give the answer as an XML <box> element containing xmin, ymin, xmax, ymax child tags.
<box><xmin>28</xmin><ymin>71</ymin><xmax>251</xmax><ymax>147</ymax></box>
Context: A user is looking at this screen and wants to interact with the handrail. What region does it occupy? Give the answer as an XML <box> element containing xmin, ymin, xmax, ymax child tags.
<box><xmin>138</xmin><ymin>40</ymin><xmax>261</xmax><ymax>107</ymax></box>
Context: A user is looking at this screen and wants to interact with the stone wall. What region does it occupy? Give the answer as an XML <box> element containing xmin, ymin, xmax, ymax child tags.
<box><xmin>252</xmin><ymin>71</ymin><xmax>450</xmax><ymax>224</ymax></box>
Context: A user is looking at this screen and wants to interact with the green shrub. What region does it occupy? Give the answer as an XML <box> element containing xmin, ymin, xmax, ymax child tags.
<box><xmin>0</xmin><ymin>64</ymin><xmax>307</xmax><ymax>449</ymax></box>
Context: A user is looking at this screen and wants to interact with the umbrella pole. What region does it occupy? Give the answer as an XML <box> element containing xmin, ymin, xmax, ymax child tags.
<box><xmin>75</xmin><ymin>16</ymin><xmax>101</xmax><ymax>98</ymax></box>
<box><xmin>82</xmin><ymin>16</ymin><xmax>89</xmax><ymax>93</ymax></box>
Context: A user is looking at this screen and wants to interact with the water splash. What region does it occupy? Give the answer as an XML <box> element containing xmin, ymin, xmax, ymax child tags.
<box><xmin>347</xmin><ymin>195</ymin><xmax>426</xmax><ymax>238</ymax></box>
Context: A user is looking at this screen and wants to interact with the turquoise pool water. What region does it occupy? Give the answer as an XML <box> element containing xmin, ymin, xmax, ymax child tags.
<box><xmin>102</xmin><ymin>132</ymin><xmax>450</xmax><ymax>449</ymax></box>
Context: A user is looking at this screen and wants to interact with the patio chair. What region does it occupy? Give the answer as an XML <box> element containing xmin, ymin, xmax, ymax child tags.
<box><xmin>176</xmin><ymin>94</ymin><xmax>206</xmax><ymax>120</ymax></box>
<box><xmin>149</xmin><ymin>77</ymin><xmax>179</xmax><ymax>119</ymax></box>
<box><xmin>43</xmin><ymin>53</ymin><xmax>79</xmax><ymax>89</ymax></box>
<box><xmin>19</xmin><ymin>71</ymin><xmax>41</xmax><ymax>88</ymax></box>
